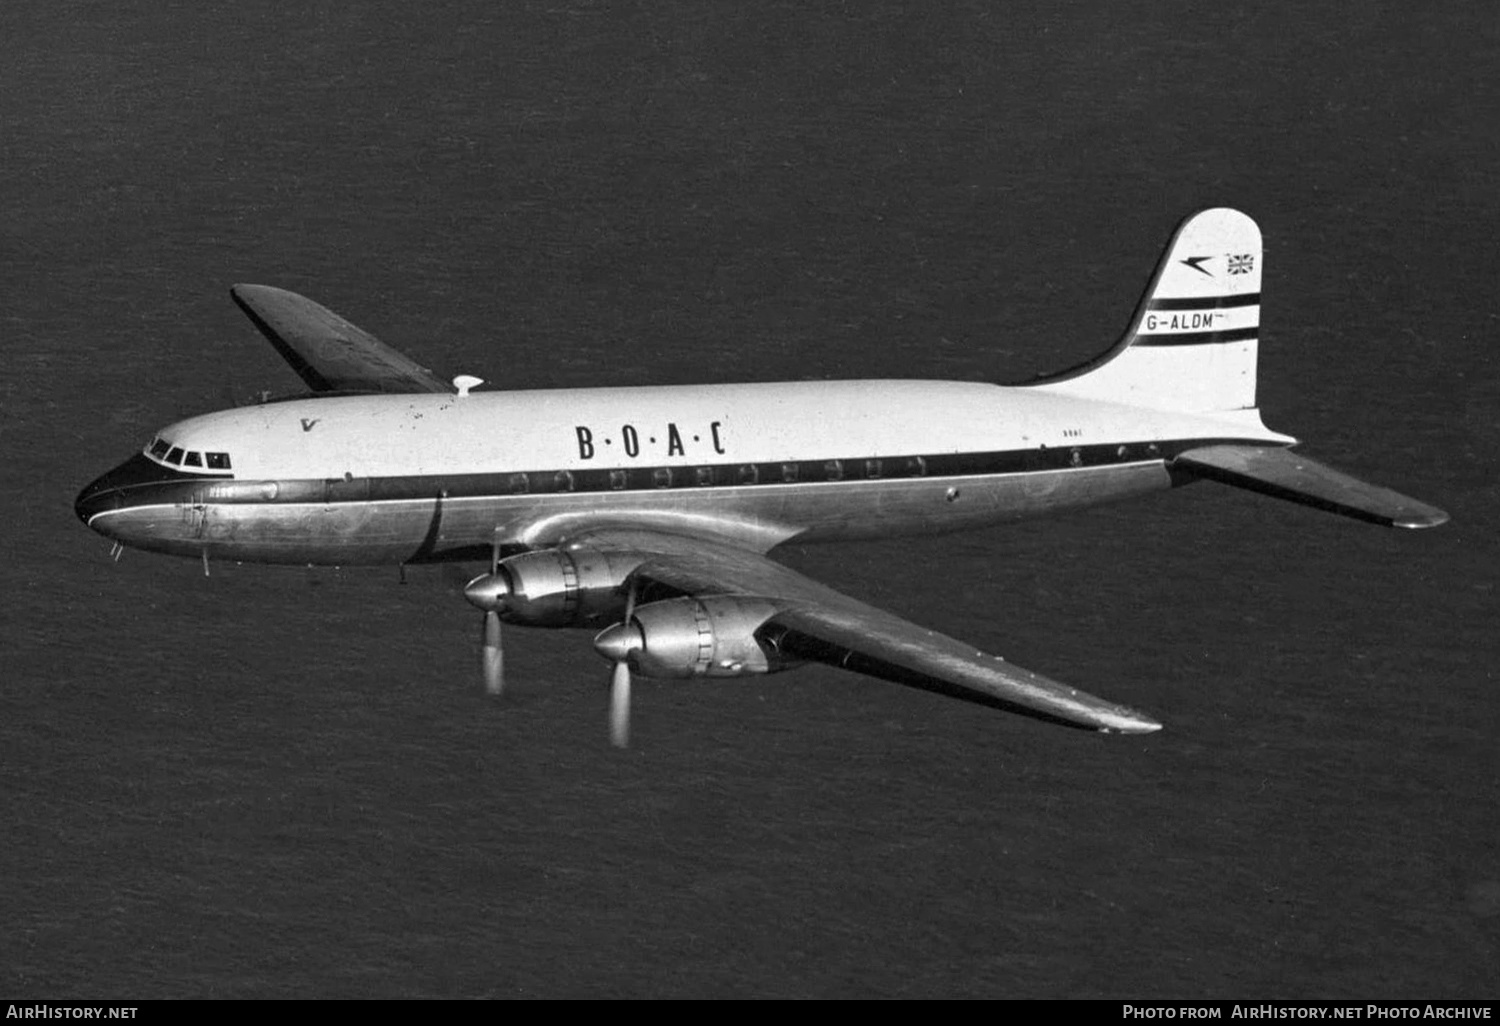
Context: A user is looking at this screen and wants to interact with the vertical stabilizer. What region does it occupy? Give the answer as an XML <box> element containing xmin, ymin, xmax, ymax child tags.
<box><xmin>1031</xmin><ymin>208</ymin><xmax>1262</xmax><ymax>414</ymax></box>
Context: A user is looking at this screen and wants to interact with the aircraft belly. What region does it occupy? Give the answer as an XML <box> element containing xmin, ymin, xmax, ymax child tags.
<box><xmin>122</xmin><ymin>461</ymin><xmax>1173</xmax><ymax>565</ymax></box>
<box><xmin>785</xmin><ymin>461</ymin><xmax>1171</xmax><ymax>541</ymax></box>
<box><xmin>90</xmin><ymin>499</ymin><xmax>416</xmax><ymax>565</ymax></box>
<box><xmin>199</xmin><ymin>501</ymin><xmax>395</xmax><ymax>563</ymax></box>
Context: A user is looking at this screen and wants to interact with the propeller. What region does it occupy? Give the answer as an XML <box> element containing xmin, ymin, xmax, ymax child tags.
<box><xmin>463</xmin><ymin>538</ymin><xmax>511</xmax><ymax>696</ymax></box>
<box><xmin>482</xmin><ymin>603</ymin><xmax>504</xmax><ymax>696</ymax></box>
<box><xmin>594</xmin><ymin>578</ymin><xmax>643</xmax><ymax>747</ymax></box>
<box><xmin>609</xmin><ymin>660</ymin><xmax>631</xmax><ymax>748</ymax></box>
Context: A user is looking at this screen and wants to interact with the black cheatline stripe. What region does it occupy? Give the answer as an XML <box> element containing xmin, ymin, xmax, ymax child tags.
<box><xmin>1132</xmin><ymin>327</ymin><xmax>1259</xmax><ymax>347</ymax></box>
<box><xmin>1146</xmin><ymin>293</ymin><xmax>1260</xmax><ymax>312</ymax></box>
<box><xmin>124</xmin><ymin>437</ymin><xmax>1280</xmax><ymax>508</ymax></box>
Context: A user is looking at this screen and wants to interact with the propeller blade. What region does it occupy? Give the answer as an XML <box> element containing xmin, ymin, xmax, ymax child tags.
<box><xmin>609</xmin><ymin>658</ymin><xmax>631</xmax><ymax>748</ymax></box>
<box><xmin>470</xmin><ymin>534</ymin><xmax>507</xmax><ymax>696</ymax></box>
<box><xmin>482</xmin><ymin>609</ymin><xmax>504</xmax><ymax>696</ymax></box>
<box><xmin>608</xmin><ymin>574</ymin><xmax>639</xmax><ymax>746</ymax></box>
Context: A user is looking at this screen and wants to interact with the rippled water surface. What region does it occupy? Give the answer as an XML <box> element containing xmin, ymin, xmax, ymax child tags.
<box><xmin>2</xmin><ymin>1</ymin><xmax>1495</xmax><ymax>998</ymax></box>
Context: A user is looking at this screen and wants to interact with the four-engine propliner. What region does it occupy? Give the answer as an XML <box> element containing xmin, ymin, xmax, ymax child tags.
<box><xmin>76</xmin><ymin>209</ymin><xmax>1448</xmax><ymax>746</ymax></box>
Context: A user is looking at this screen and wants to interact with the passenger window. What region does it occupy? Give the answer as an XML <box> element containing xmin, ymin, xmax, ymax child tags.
<box><xmin>864</xmin><ymin>459</ymin><xmax>881</xmax><ymax>479</ymax></box>
<box><xmin>823</xmin><ymin>460</ymin><xmax>843</xmax><ymax>481</ymax></box>
<box><xmin>738</xmin><ymin>464</ymin><xmax>759</xmax><ymax>485</ymax></box>
<box><xmin>652</xmin><ymin>467</ymin><xmax>673</xmax><ymax>488</ymax></box>
<box><xmin>695</xmin><ymin>466</ymin><xmax>714</xmax><ymax>486</ymax></box>
<box><xmin>904</xmin><ymin>455</ymin><xmax>927</xmax><ymax>477</ymax></box>
<box><xmin>509</xmin><ymin>473</ymin><xmax>529</xmax><ymax>494</ymax></box>
<box><xmin>609</xmin><ymin>469</ymin><xmax>627</xmax><ymax>491</ymax></box>
<box><xmin>149</xmin><ymin>438</ymin><xmax>170</xmax><ymax>458</ymax></box>
<box><xmin>780</xmin><ymin>462</ymin><xmax>799</xmax><ymax>483</ymax></box>
<box><xmin>166</xmin><ymin>447</ymin><xmax>184</xmax><ymax>465</ymax></box>
<box><xmin>553</xmin><ymin>470</ymin><xmax>574</xmax><ymax>492</ymax></box>
<box><xmin>183</xmin><ymin>451</ymin><xmax>202</xmax><ymax>467</ymax></box>
<box><xmin>206</xmin><ymin>452</ymin><xmax>232</xmax><ymax>470</ymax></box>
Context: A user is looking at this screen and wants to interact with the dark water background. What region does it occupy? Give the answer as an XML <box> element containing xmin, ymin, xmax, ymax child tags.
<box><xmin>2</xmin><ymin>0</ymin><xmax>1496</xmax><ymax>999</ymax></box>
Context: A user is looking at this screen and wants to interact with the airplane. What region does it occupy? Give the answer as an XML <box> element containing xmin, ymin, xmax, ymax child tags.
<box><xmin>74</xmin><ymin>208</ymin><xmax>1448</xmax><ymax>746</ymax></box>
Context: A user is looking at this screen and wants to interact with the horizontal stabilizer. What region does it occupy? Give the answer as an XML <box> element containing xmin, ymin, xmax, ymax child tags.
<box><xmin>1172</xmin><ymin>445</ymin><xmax>1449</xmax><ymax>529</ymax></box>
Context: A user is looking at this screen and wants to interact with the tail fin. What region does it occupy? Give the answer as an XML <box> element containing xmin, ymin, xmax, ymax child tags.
<box><xmin>1030</xmin><ymin>208</ymin><xmax>1262</xmax><ymax>414</ymax></box>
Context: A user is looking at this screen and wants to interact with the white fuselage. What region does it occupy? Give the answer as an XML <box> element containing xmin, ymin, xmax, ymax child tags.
<box><xmin>79</xmin><ymin>379</ymin><xmax>1291</xmax><ymax>565</ymax></box>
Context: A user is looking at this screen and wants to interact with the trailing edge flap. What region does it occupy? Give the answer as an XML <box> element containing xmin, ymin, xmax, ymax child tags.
<box><xmin>231</xmin><ymin>284</ymin><xmax>448</xmax><ymax>394</ymax></box>
<box><xmin>1172</xmin><ymin>445</ymin><xmax>1449</xmax><ymax>529</ymax></box>
<box><xmin>767</xmin><ymin>604</ymin><xmax>1162</xmax><ymax>734</ymax></box>
<box><xmin>576</xmin><ymin>528</ymin><xmax>1162</xmax><ymax>734</ymax></box>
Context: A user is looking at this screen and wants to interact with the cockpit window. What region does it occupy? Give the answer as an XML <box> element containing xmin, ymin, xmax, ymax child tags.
<box><xmin>147</xmin><ymin>438</ymin><xmax>228</xmax><ymax>472</ymax></box>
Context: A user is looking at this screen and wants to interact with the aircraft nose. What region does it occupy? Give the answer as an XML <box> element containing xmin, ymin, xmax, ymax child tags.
<box><xmin>75</xmin><ymin>452</ymin><xmax>194</xmax><ymax>532</ymax></box>
<box><xmin>74</xmin><ymin>473</ymin><xmax>122</xmax><ymax>526</ymax></box>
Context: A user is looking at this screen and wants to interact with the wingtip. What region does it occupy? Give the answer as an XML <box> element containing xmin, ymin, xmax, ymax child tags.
<box><xmin>229</xmin><ymin>283</ymin><xmax>269</xmax><ymax>307</ymax></box>
<box><xmin>1098</xmin><ymin>711</ymin><xmax>1164</xmax><ymax>735</ymax></box>
<box><xmin>1393</xmin><ymin>508</ymin><xmax>1450</xmax><ymax>529</ymax></box>
<box><xmin>230</xmin><ymin>283</ymin><xmax>279</xmax><ymax>299</ymax></box>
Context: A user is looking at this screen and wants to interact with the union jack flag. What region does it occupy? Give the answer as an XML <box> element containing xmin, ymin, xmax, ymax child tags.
<box><xmin>1228</xmin><ymin>254</ymin><xmax>1255</xmax><ymax>275</ymax></box>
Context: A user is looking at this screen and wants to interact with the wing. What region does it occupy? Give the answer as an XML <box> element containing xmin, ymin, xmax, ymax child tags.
<box><xmin>230</xmin><ymin>284</ymin><xmax>449</xmax><ymax>394</ymax></box>
<box><xmin>575</xmin><ymin>529</ymin><xmax>1162</xmax><ymax>734</ymax></box>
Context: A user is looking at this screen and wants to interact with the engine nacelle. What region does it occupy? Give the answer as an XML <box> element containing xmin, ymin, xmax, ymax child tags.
<box><xmin>611</xmin><ymin>596</ymin><xmax>801</xmax><ymax>678</ymax></box>
<box><xmin>472</xmin><ymin>546</ymin><xmax>640</xmax><ymax>627</ymax></box>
